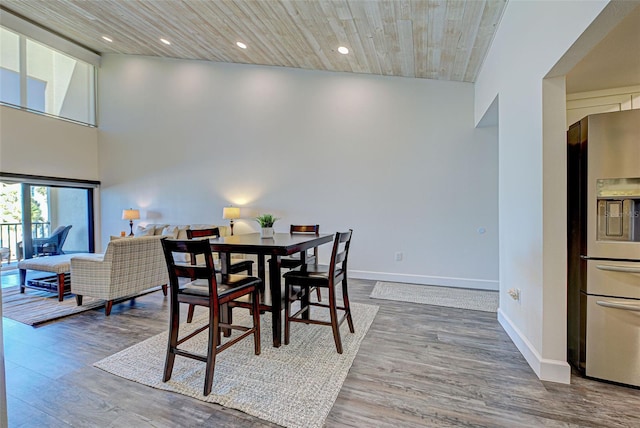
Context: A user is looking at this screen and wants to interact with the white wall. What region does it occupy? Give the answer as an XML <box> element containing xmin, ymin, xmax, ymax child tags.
<box><xmin>0</xmin><ymin>106</ymin><xmax>99</xmax><ymax>180</ymax></box>
<box><xmin>0</xmin><ymin>287</ymin><xmax>6</xmax><ymax>428</ymax></box>
<box><xmin>98</xmin><ymin>55</ymin><xmax>499</xmax><ymax>288</ymax></box>
<box><xmin>473</xmin><ymin>0</ymin><xmax>634</xmax><ymax>383</ymax></box>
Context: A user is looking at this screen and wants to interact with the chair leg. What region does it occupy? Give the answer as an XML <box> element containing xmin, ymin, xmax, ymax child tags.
<box><xmin>187</xmin><ymin>304</ymin><xmax>195</xmax><ymax>323</ymax></box>
<box><xmin>316</xmin><ymin>286</ymin><xmax>322</xmax><ymax>302</ymax></box>
<box><xmin>222</xmin><ymin>303</ymin><xmax>232</xmax><ymax>338</ymax></box>
<box><xmin>301</xmin><ymin>285</ymin><xmax>311</xmax><ymax>320</ymax></box>
<box><xmin>342</xmin><ymin>279</ymin><xmax>355</xmax><ymax>333</ymax></box>
<box><xmin>328</xmin><ymin>285</ymin><xmax>343</xmax><ymax>354</ymax></box>
<box><xmin>163</xmin><ymin>301</ymin><xmax>180</xmax><ymax>382</ymax></box>
<box><xmin>252</xmin><ymin>287</ymin><xmax>261</xmax><ymax>355</ymax></box>
<box><xmin>203</xmin><ymin>305</ymin><xmax>219</xmax><ymax>396</ymax></box>
<box><xmin>161</xmin><ymin>284</ymin><xmax>168</xmax><ymax>296</ymax></box>
<box><xmin>75</xmin><ymin>295</ymin><xmax>83</xmax><ymax>306</ymax></box>
<box><xmin>284</xmin><ymin>282</ymin><xmax>291</xmax><ymax>345</ymax></box>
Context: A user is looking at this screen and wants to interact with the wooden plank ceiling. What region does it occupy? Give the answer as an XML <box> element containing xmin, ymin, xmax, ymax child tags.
<box><xmin>1</xmin><ymin>0</ymin><xmax>506</xmax><ymax>82</ymax></box>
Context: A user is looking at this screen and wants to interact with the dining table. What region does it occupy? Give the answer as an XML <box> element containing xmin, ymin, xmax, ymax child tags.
<box><xmin>209</xmin><ymin>232</ymin><xmax>334</xmax><ymax>347</ymax></box>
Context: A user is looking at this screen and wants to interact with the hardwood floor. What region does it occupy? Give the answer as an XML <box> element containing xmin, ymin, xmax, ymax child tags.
<box><xmin>3</xmin><ymin>277</ymin><xmax>639</xmax><ymax>427</ymax></box>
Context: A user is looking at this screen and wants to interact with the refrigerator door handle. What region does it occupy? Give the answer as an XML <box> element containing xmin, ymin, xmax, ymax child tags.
<box><xmin>595</xmin><ymin>264</ymin><xmax>640</xmax><ymax>274</ymax></box>
<box><xmin>596</xmin><ymin>300</ymin><xmax>640</xmax><ymax>312</ymax></box>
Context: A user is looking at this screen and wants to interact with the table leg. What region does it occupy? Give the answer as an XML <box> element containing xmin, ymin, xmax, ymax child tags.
<box><xmin>219</xmin><ymin>252</ymin><xmax>230</xmax><ymax>275</ymax></box>
<box><xmin>268</xmin><ymin>255</ymin><xmax>282</xmax><ymax>347</ymax></box>
<box><xmin>218</xmin><ymin>252</ymin><xmax>232</xmax><ymax>337</ymax></box>
<box><xmin>257</xmin><ymin>255</ymin><xmax>266</xmax><ymax>303</ymax></box>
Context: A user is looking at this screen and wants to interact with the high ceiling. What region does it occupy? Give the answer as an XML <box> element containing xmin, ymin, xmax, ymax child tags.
<box><xmin>1</xmin><ymin>0</ymin><xmax>507</xmax><ymax>82</ymax></box>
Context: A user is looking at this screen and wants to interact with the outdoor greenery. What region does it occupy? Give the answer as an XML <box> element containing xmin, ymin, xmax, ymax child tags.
<box><xmin>255</xmin><ymin>213</ymin><xmax>279</xmax><ymax>228</ymax></box>
<box><xmin>0</xmin><ymin>183</ymin><xmax>46</xmax><ymax>223</ymax></box>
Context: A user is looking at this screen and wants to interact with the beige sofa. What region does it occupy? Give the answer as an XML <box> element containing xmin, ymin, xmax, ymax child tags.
<box><xmin>135</xmin><ymin>224</ymin><xmax>227</xmax><ymax>260</ymax></box>
<box><xmin>136</xmin><ymin>223</ymin><xmax>252</xmax><ymax>266</ymax></box>
<box><xmin>70</xmin><ymin>235</ymin><xmax>169</xmax><ymax>315</ymax></box>
<box><xmin>71</xmin><ymin>224</ymin><xmax>245</xmax><ymax>315</ymax></box>
<box><xmin>134</xmin><ymin>223</ymin><xmax>231</xmax><ymax>239</ymax></box>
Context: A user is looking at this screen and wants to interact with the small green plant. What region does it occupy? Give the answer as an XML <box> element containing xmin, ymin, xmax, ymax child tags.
<box><xmin>255</xmin><ymin>213</ymin><xmax>279</xmax><ymax>228</ymax></box>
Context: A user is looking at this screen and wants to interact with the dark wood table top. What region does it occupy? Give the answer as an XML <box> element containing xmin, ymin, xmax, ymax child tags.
<box><xmin>208</xmin><ymin>232</ymin><xmax>334</xmax><ymax>256</ymax></box>
<box><xmin>209</xmin><ymin>232</ymin><xmax>334</xmax><ymax>347</ymax></box>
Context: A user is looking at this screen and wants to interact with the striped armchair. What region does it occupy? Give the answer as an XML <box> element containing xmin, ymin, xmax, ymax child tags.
<box><xmin>70</xmin><ymin>236</ymin><xmax>169</xmax><ymax>315</ymax></box>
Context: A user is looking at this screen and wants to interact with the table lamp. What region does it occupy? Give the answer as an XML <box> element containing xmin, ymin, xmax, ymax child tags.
<box><xmin>122</xmin><ymin>208</ymin><xmax>140</xmax><ymax>236</ymax></box>
<box><xmin>222</xmin><ymin>206</ymin><xmax>240</xmax><ymax>235</ymax></box>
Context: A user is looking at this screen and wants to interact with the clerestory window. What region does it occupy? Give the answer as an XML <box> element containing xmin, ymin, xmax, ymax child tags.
<box><xmin>0</xmin><ymin>24</ymin><xmax>97</xmax><ymax>126</ymax></box>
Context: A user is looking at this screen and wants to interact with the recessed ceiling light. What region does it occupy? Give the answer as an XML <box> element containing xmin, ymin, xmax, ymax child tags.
<box><xmin>338</xmin><ymin>46</ymin><xmax>349</xmax><ymax>55</ymax></box>
<box><xmin>102</xmin><ymin>36</ymin><xmax>113</xmax><ymax>43</ymax></box>
<box><xmin>236</xmin><ymin>42</ymin><xmax>247</xmax><ymax>49</ymax></box>
<box><xmin>160</xmin><ymin>38</ymin><xmax>171</xmax><ymax>45</ymax></box>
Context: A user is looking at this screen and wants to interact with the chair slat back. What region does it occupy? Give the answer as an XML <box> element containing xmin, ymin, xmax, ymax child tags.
<box><xmin>290</xmin><ymin>225</ymin><xmax>320</xmax><ymax>258</ymax></box>
<box><xmin>290</xmin><ymin>224</ymin><xmax>319</xmax><ymax>234</ymax></box>
<box><xmin>161</xmin><ymin>239</ymin><xmax>219</xmax><ymax>301</ymax></box>
<box><xmin>186</xmin><ymin>228</ymin><xmax>221</xmax><ymax>265</ymax></box>
<box><xmin>328</xmin><ymin>230</ymin><xmax>353</xmax><ymax>280</ymax></box>
<box><xmin>186</xmin><ymin>228</ymin><xmax>220</xmax><ymax>239</ymax></box>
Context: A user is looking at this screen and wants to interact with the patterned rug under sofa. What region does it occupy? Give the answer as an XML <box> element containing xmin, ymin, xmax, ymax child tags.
<box><xmin>1</xmin><ymin>285</ymin><xmax>163</xmax><ymax>326</ymax></box>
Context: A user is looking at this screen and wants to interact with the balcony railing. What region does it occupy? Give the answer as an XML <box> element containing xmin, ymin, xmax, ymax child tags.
<box><xmin>0</xmin><ymin>222</ymin><xmax>51</xmax><ymax>263</ymax></box>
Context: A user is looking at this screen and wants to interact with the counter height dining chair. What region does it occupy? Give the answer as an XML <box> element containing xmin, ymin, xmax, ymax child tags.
<box><xmin>279</xmin><ymin>224</ymin><xmax>322</xmax><ymax>302</ymax></box>
<box><xmin>161</xmin><ymin>238</ymin><xmax>261</xmax><ymax>396</ymax></box>
<box><xmin>283</xmin><ymin>229</ymin><xmax>354</xmax><ymax>354</ymax></box>
<box><xmin>186</xmin><ymin>228</ymin><xmax>254</xmax><ymax>275</ymax></box>
<box><xmin>186</xmin><ymin>227</ymin><xmax>255</xmax><ymax>323</ymax></box>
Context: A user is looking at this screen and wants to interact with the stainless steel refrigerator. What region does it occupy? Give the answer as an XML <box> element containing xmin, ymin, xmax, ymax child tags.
<box><xmin>567</xmin><ymin>108</ymin><xmax>640</xmax><ymax>388</ymax></box>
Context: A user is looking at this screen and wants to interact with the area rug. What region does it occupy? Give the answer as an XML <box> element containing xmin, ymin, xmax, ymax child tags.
<box><xmin>1</xmin><ymin>285</ymin><xmax>162</xmax><ymax>326</ymax></box>
<box><xmin>370</xmin><ymin>281</ymin><xmax>499</xmax><ymax>312</ymax></box>
<box><xmin>94</xmin><ymin>302</ymin><xmax>379</xmax><ymax>428</ymax></box>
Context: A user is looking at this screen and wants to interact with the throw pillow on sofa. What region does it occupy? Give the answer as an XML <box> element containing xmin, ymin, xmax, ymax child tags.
<box><xmin>161</xmin><ymin>225</ymin><xmax>179</xmax><ymax>239</ymax></box>
<box><xmin>136</xmin><ymin>225</ymin><xmax>155</xmax><ymax>236</ymax></box>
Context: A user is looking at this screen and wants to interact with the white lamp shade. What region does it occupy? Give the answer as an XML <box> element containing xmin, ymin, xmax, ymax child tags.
<box><xmin>222</xmin><ymin>206</ymin><xmax>240</xmax><ymax>220</ymax></box>
<box><xmin>122</xmin><ymin>209</ymin><xmax>140</xmax><ymax>220</ymax></box>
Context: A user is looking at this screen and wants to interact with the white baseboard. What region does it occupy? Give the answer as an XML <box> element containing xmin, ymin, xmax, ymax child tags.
<box><xmin>349</xmin><ymin>270</ymin><xmax>499</xmax><ymax>291</ymax></box>
<box><xmin>497</xmin><ymin>308</ymin><xmax>571</xmax><ymax>384</ymax></box>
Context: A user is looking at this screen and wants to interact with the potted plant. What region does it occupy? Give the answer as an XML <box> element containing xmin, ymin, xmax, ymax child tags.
<box><xmin>255</xmin><ymin>213</ymin><xmax>278</xmax><ymax>238</ymax></box>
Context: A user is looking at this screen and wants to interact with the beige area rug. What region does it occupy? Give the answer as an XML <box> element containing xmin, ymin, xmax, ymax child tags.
<box><xmin>370</xmin><ymin>281</ymin><xmax>499</xmax><ymax>313</ymax></box>
<box><xmin>1</xmin><ymin>285</ymin><xmax>162</xmax><ymax>326</ymax></box>
<box><xmin>94</xmin><ymin>302</ymin><xmax>379</xmax><ymax>428</ymax></box>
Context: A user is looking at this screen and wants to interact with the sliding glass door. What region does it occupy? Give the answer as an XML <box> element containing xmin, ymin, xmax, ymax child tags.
<box><xmin>0</xmin><ymin>177</ymin><xmax>95</xmax><ymax>263</ymax></box>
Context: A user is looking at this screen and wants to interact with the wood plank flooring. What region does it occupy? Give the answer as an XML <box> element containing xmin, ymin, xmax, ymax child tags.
<box><xmin>3</xmin><ymin>278</ymin><xmax>639</xmax><ymax>427</ymax></box>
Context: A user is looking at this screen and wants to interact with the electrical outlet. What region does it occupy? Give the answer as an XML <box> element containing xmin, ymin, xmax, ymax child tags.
<box><xmin>394</xmin><ymin>252</ymin><xmax>403</xmax><ymax>261</ymax></box>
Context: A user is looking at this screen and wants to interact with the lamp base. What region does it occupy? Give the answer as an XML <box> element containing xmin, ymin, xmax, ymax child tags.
<box><xmin>230</xmin><ymin>220</ymin><xmax>234</xmax><ymax>236</ymax></box>
<box><xmin>129</xmin><ymin>220</ymin><xmax>134</xmax><ymax>236</ymax></box>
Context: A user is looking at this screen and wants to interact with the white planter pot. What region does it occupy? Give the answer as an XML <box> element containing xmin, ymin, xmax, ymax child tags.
<box><xmin>261</xmin><ymin>227</ymin><xmax>274</xmax><ymax>238</ymax></box>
